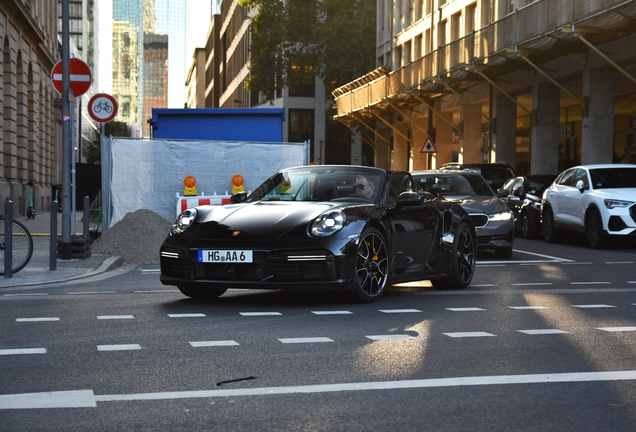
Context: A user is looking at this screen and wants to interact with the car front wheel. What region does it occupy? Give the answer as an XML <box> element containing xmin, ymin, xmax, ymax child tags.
<box><xmin>347</xmin><ymin>228</ymin><xmax>389</xmax><ymax>303</ymax></box>
<box><xmin>585</xmin><ymin>209</ymin><xmax>609</xmax><ymax>249</ymax></box>
<box><xmin>432</xmin><ymin>221</ymin><xmax>475</xmax><ymax>290</ymax></box>
<box><xmin>542</xmin><ymin>206</ymin><xmax>560</xmax><ymax>243</ymax></box>
<box><xmin>178</xmin><ymin>285</ymin><xmax>227</xmax><ymax>300</ymax></box>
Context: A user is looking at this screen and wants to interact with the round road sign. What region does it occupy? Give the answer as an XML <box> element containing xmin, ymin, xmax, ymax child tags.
<box><xmin>51</xmin><ymin>58</ymin><xmax>92</xmax><ymax>97</ymax></box>
<box><xmin>88</xmin><ymin>93</ymin><xmax>118</xmax><ymax>123</ymax></box>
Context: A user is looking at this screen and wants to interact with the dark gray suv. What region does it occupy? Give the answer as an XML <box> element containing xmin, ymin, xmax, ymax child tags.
<box><xmin>439</xmin><ymin>162</ymin><xmax>516</xmax><ymax>191</ymax></box>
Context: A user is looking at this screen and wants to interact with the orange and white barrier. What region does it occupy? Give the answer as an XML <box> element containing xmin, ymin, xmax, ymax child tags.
<box><xmin>176</xmin><ymin>192</ymin><xmax>232</xmax><ymax>217</ymax></box>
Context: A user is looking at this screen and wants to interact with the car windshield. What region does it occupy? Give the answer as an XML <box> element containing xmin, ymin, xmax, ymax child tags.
<box><xmin>247</xmin><ymin>166</ymin><xmax>386</xmax><ymax>203</ymax></box>
<box><xmin>589</xmin><ymin>167</ymin><xmax>636</xmax><ymax>189</ymax></box>
<box><xmin>526</xmin><ymin>176</ymin><xmax>555</xmax><ymax>196</ymax></box>
<box><xmin>414</xmin><ymin>173</ymin><xmax>493</xmax><ymax>197</ymax></box>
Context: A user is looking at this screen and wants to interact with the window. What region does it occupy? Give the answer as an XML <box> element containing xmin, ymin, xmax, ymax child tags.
<box><xmin>289</xmin><ymin>109</ymin><xmax>314</xmax><ymax>145</ymax></box>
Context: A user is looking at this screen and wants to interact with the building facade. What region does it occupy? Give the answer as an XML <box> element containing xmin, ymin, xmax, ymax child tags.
<box><xmin>1</xmin><ymin>0</ymin><xmax>60</xmax><ymax>215</ymax></box>
<box><xmin>332</xmin><ymin>0</ymin><xmax>636</xmax><ymax>176</ymax></box>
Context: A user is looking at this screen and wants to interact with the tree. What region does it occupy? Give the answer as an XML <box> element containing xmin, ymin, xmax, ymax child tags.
<box><xmin>241</xmin><ymin>0</ymin><xmax>375</xmax><ymax>100</ymax></box>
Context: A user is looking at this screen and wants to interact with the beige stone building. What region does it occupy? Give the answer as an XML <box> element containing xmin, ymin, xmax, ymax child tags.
<box><xmin>333</xmin><ymin>0</ymin><xmax>636</xmax><ymax>175</ymax></box>
<box><xmin>1</xmin><ymin>0</ymin><xmax>59</xmax><ymax>215</ymax></box>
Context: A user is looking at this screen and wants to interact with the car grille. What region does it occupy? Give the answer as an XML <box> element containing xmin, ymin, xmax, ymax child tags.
<box><xmin>160</xmin><ymin>256</ymin><xmax>192</xmax><ymax>278</ymax></box>
<box><xmin>469</xmin><ymin>213</ymin><xmax>489</xmax><ymax>228</ymax></box>
<box><xmin>193</xmin><ymin>260</ymin><xmax>330</xmax><ymax>281</ymax></box>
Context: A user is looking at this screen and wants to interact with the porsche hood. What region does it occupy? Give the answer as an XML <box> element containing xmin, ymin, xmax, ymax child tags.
<box><xmin>192</xmin><ymin>201</ymin><xmax>336</xmax><ymax>240</ymax></box>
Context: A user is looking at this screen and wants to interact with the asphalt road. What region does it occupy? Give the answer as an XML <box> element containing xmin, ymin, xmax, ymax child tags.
<box><xmin>1</xmin><ymin>237</ymin><xmax>635</xmax><ymax>431</ymax></box>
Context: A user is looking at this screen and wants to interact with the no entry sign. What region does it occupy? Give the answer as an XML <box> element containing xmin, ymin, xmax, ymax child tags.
<box><xmin>88</xmin><ymin>93</ymin><xmax>118</xmax><ymax>123</ymax></box>
<box><xmin>51</xmin><ymin>58</ymin><xmax>92</xmax><ymax>97</ymax></box>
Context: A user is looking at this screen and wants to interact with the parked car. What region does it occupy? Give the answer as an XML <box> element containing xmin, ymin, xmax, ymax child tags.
<box><xmin>501</xmin><ymin>174</ymin><xmax>557</xmax><ymax>239</ymax></box>
<box><xmin>542</xmin><ymin>164</ymin><xmax>636</xmax><ymax>248</ymax></box>
<box><xmin>412</xmin><ymin>170</ymin><xmax>515</xmax><ymax>258</ymax></box>
<box><xmin>439</xmin><ymin>162</ymin><xmax>517</xmax><ymax>191</ymax></box>
<box><xmin>160</xmin><ymin>165</ymin><xmax>477</xmax><ymax>303</ymax></box>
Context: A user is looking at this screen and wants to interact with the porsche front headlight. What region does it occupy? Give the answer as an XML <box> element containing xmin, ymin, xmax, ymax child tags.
<box><xmin>489</xmin><ymin>210</ymin><xmax>513</xmax><ymax>222</ymax></box>
<box><xmin>310</xmin><ymin>210</ymin><xmax>347</xmax><ymax>237</ymax></box>
<box><xmin>171</xmin><ymin>208</ymin><xmax>197</xmax><ymax>235</ymax></box>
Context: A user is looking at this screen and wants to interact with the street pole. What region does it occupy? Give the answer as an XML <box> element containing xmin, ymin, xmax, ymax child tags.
<box><xmin>61</xmin><ymin>0</ymin><xmax>72</xmax><ymax>259</ymax></box>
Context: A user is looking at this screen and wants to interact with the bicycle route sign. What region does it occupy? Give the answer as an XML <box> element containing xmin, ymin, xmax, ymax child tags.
<box><xmin>88</xmin><ymin>93</ymin><xmax>118</xmax><ymax>123</ymax></box>
<box><xmin>51</xmin><ymin>58</ymin><xmax>92</xmax><ymax>97</ymax></box>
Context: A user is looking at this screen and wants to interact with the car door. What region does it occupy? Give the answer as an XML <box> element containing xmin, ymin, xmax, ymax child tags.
<box><xmin>564</xmin><ymin>168</ymin><xmax>589</xmax><ymax>228</ymax></box>
<box><xmin>547</xmin><ymin>168</ymin><xmax>575</xmax><ymax>224</ymax></box>
<box><xmin>384</xmin><ymin>172</ymin><xmax>436</xmax><ymax>276</ymax></box>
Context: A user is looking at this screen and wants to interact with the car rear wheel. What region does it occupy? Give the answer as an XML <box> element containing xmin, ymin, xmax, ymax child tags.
<box><xmin>520</xmin><ymin>211</ymin><xmax>535</xmax><ymax>239</ymax></box>
<box><xmin>542</xmin><ymin>206</ymin><xmax>560</xmax><ymax>243</ymax></box>
<box><xmin>585</xmin><ymin>209</ymin><xmax>609</xmax><ymax>249</ymax></box>
<box><xmin>347</xmin><ymin>228</ymin><xmax>389</xmax><ymax>303</ymax></box>
<box><xmin>178</xmin><ymin>285</ymin><xmax>227</xmax><ymax>300</ymax></box>
<box><xmin>431</xmin><ymin>221</ymin><xmax>475</xmax><ymax>290</ymax></box>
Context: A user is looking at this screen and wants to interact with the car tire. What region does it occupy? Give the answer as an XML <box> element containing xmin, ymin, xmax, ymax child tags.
<box><xmin>585</xmin><ymin>209</ymin><xmax>609</xmax><ymax>249</ymax></box>
<box><xmin>495</xmin><ymin>247</ymin><xmax>513</xmax><ymax>258</ymax></box>
<box><xmin>178</xmin><ymin>285</ymin><xmax>227</xmax><ymax>300</ymax></box>
<box><xmin>347</xmin><ymin>227</ymin><xmax>389</xmax><ymax>303</ymax></box>
<box><xmin>431</xmin><ymin>221</ymin><xmax>475</xmax><ymax>290</ymax></box>
<box><xmin>542</xmin><ymin>206</ymin><xmax>561</xmax><ymax>243</ymax></box>
<box><xmin>520</xmin><ymin>211</ymin><xmax>535</xmax><ymax>239</ymax></box>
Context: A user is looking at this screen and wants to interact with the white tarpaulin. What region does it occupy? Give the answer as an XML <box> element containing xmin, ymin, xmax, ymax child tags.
<box><xmin>103</xmin><ymin>138</ymin><xmax>309</xmax><ymax>227</ymax></box>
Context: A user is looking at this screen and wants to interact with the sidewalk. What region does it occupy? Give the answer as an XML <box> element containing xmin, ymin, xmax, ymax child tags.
<box><xmin>0</xmin><ymin>211</ymin><xmax>123</xmax><ymax>289</ymax></box>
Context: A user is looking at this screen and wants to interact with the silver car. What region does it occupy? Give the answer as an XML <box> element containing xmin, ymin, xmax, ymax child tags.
<box><xmin>413</xmin><ymin>170</ymin><xmax>515</xmax><ymax>258</ymax></box>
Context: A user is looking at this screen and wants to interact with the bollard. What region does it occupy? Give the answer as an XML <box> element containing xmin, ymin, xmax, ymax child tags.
<box><xmin>4</xmin><ymin>199</ymin><xmax>12</xmax><ymax>278</ymax></box>
<box><xmin>50</xmin><ymin>201</ymin><xmax>57</xmax><ymax>271</ymax></box>
<box><xmin>83</xmin><ymin>196</ymin><xmax>89</xmax><ymax>239</ymax></box>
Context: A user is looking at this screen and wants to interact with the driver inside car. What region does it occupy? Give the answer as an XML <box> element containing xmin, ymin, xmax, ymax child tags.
<box><xmin>354</xmin><ymin>175</ymin><xmax>377</xmax><ymax>200</ymax></box>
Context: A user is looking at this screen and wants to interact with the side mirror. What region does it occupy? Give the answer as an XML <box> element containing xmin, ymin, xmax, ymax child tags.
<box><xmin>397</xmin><ymin>191</ymin><xmax>424</xmax><ymax>206</ymax></box>
<box><xmin>497</xmin><ymin>189</ymin><xmax>510</xmax><ymax>198</ymax></box>
<box><xmin>575</xmin><ymin>180</ymin><xmax>586</xmax><ymax>193</ymax></box>
<box><xmin>230</xmin><ymin>191</ymin><xmax>247</xmax><ymax>203</ymax></box>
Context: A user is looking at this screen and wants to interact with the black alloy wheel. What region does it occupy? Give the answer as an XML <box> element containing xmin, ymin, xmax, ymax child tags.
<box><xmin>542</xmin><ymin>206</ymin><xmax>560</xmax><ymax>243</ymax></box>
<box><xmin>349</xmin><ymin>228</ymin><xmax>389</xmax><ymax>302</ymax></box>
<box><xmin>585</xmin><ymin>209</ymin><xmax>609</xmax><ymax>249</ymax></box>
<box><xmin>432</xmin><ymin>221</ymin><xmax>475</xmax><ymax>290</ymax></box>
<box><xmin>178</xmin><ymin>285</ymin><xmax>228</xmax><ymax>300</ymax></box>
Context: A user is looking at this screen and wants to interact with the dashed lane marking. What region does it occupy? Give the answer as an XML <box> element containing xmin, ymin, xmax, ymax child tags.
<box><xmin>597</xmin><ymin>327</ymin><xmax>636</xmax><ymax>332</ymax></box>
<box><xmin>97</xmin><ymin>344</ymin><xmax>141</xmax><ymax>351</ymax></box>
<box><xmin>446</xmin><ymin>307</ymin><xmax>485</xmax><ymax>312</ymax></box>
<box><xmin>518</xmin><ymin>329</ymin><xmax>570</xmax><ymax>335</ymax></box>
<box><xmin>379</xmin><ymin>309</ymin><xmax>422</xmax><ymax>313</ymax></box>
<box><xmin>239</xmin><ymin>312</ymin><xmax>282</xmax><ymax>316</ymax></box>
<box><xmin>444</xmin><ymin>332</ymin><xmax>496</xmax><ymax>338</ymax></box>
<box><xmin>16</xmin><ymin>317</ymin><xmax>59</xmax><ymax>322</ymax></box>
<box><xmin>0</xmin><ymin>348</ymin><xmax>46</xmax><ymax>355</ymax></box>
<box><xmin>279</xmin><ymin>337</ymin><xmax>334</xmax><ymax>344</ymax></box>
<box><xmin>97</xmin><ymin>315</ymin><xmax>134</xmax><ymax>320</ymax></box>
<box><xmin>311</xmin><ymin>311</ymin><xmax>352</xmax><ymax>315</ymax></box>
<box><xmin>365</xmin><ymin>334</ymin><xmax>417</xmax><ymax>340</ymax></box>
<box><xmin>167</xmin><ymin>313</ymin><xmax>206</xmax><ymax>318</ymax></box>
<box><xmin>190</xmin><ymin>340</ymin><xmax>239</xmax><ymax>347</ymax></box>
<box><xmin>571</xmin><ymin>304</ymin><xmax>616</xmax><ymax>308</ymax></box>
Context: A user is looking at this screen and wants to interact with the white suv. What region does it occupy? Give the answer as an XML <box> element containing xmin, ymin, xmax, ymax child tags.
<box><xmin>541</xmin><ymin>164</ymin><xmax>636</xmax><ymax>248</ymax></box>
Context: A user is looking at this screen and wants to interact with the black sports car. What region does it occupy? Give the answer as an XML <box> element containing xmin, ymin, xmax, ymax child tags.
<box><xmin>500</xmin><ymin>174</ymin><xmax>557</xmax><ymax>239</ymax></box>
<box><xmin>160</xmin><ymin>165</ymin><xmax>477</xmax><ymax>302</ymax></box>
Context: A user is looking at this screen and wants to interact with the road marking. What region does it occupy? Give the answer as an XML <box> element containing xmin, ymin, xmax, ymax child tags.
<box><xmin>97</xmin><ymin>315</ymin><xmax>134</xmax><ymax>320</ymax></box>
<box><xmin>597</xmin><ymin>327</ymin><xmax>636</xmax><ymax>332</ymax></box>
<box><xmin>239</xmin><ymin>312</ymin><xmax>282</xmax><ymax>316</ymax></box>
<box><xmin>5</xmin><ymin>371</ymin><xmax>636</xmax><ymax>408</ymax></box>
<box><xmin>135</xmin><ymin>290</ymin><xmax>180</xmax><ymax>293</ymax></box>
<box><xmin>190</xmin><ymin>341</ymin><xmax>239</xmax><ymax>347</ymax></box>
<box><xmin>16</xmin><ymin>317</ymin><xmax>60</xmax><ymax>322</ymax></box>
<box><xmin>570</xmin><ymin>282</ymin><xmax>611</xmax><ymax>285</ymax></box>
<box><xmin>508</xmin><ymin>306</ymin><xmax>548</xmax><ymax>310</ymax></box>
<box><xmin>446</xmin><ymin>307</ymin><xmax>485</xmax><ymax>312</ymax></box>
<box><xmin>365</xmin><ymin>334</ymin><xmax>417</xmax><ymax>340</ymax></box>
<box><xmin>279</xmin><ymin>337</ymin><xmax>334</xmax><ymax>344</ymax></box>
<box><xmin>605</xmin><ymin>261</ymin><xmax>634</xmax><ymax>264</ymax></box>
<box><xmin>571</xmin><ymin>304</ymin><xmax>616</xmax><ymax>308</ymax></box>
<box><xmin>379</xmin><ymin>309</ymin><xmax>422</xmax><ymax>313</ymax></box>
<box><xmin>140</xmin><ymin>269</ymin><xmax>161</xmax><ymax>274</ymax></box>
<box><xmin>0</xmin><ymin>348</ymin><xmax>46</xmax><ymax>355</ymax></box>
<box><xmin>167</xmin><ymin>313</ymin><xmax>206</xmax><ymax>318</ymax></box>
<box><xmin>68</xmin><ymin>291</ymin><xmax>116</xmax><ymax>295</ymax></box>
<box><xmin>512</xmin><ymin>283</ymin><xmax>553</xmax><ymax>286</ymax></box>
<box><xmin>561</xmin><ymin>262</ymin><xmax>593</xmax><ymax>265</ymax></box>
<box><xmin>97</xmin><ymin>344</ymin><xmax>141</xmax><ymax>351</ymax></box>
<box><xmin>3</xmin><ymin>293</ymin><xmax>48</xmax><ymax>297</ymax></box>
<box><xmin>518</xmin><ymin>329</ymin><xmax>570</xmax><ymax>335</ymax></box>
<box><xmin>444</xmin><ymin>332</ymin><xmax>495</xmax><ymax>338</ymax></box>
<box><xmin>0</xmin><ymin>390</ymin><xmax>97</xmax><ymax>409</ymax></box>
<box><xmin>311</xmin><ymin>311</ymin><xmax>352</xmax><ymax>315</ymax></box>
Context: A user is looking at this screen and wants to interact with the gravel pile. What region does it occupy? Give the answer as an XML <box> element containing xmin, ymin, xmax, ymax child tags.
<box><xmin>91</xmin><ymin>209</ymin><xmax>172</xmax><ymax>264</ymax></box>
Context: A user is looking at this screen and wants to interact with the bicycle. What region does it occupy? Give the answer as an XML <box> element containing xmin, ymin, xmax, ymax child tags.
<box><xmin>0</xmin><ymin>217</ymin><xmax>34</xmax><ymax>275</ymax></box>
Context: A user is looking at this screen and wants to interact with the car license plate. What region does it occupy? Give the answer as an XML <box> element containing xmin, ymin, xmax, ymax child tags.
<box><xmin>198</xmin><ymin>250</ymin><xmax>253</xmax><ymax>263</ymax></box>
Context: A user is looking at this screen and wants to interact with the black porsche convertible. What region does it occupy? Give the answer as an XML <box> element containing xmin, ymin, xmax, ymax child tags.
<box><xmin>160</xmin><ymin>165</ymin><xmax>476</xmax><ymax>302</ymax></box>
